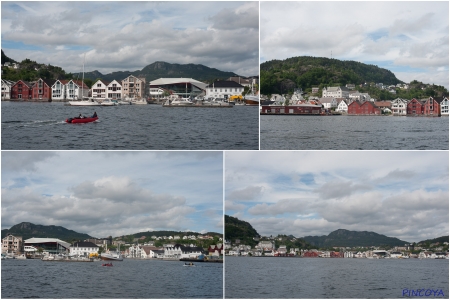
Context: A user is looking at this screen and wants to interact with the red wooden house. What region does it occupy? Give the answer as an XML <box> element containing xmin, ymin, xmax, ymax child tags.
<box><xmin>207</xmin><ymin>244</ymin><xmax>223</xmax><ymax>256</ymax></box>
<box><xmin>303</xmin><ymin>251</ymin><xmax>319</xmax><ymax>257</ymax></box>
<box><xmin>10</xmin><ymin>80</ymin><xmax>33</xmax><ymax>100</ymax></box>
<box><xmin>330</xmin><ymin>251</ymin><xmax>344</xmax><ymax>258</ymax></box>
<box><xmin>422</xmin><ymin>97</ymin><xmax>441</xmax><ymax>116</ymax></box>
<box><xmin>406</xmin><ymin>98</ymin><xmax>423</xmax><ymax>115</ymax></box>
<box><xmin>348</xmin><ymin>100</ymin><xmax>381</xmax><ymax>115</ymax></box>
<box><xmin>31</xmin><ymin>78</ymin><xmax>55</xmax><ymax>101</ymax></box>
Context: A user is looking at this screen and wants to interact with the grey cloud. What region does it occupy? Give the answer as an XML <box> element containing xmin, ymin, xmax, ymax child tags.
<box><xmin>2</xmin><ymin>152</ymin><xmax>58</xmax><ymax>172</ymax></box>
<box><xmin>69</xmin><ymin>176</ymin><xmax>186</xmax><ymax>210</ymax></box>
<box><xmin>228</xmin><ymin>186</ymin><xmax>264</xmax><ymax>201</ymax></box>
<box><xmin>209</xmin><ymin>5</ymin><xmax>259</xmax><ymax>30</ymax></box>
<box><xmin>248</xmin><ymin>198</ymin><xmax>313</xmax><ymax>216</ymax></box>
<box><xmin>314</xmin><ymin>179</ymin><xmax>373</xmax><ymax>199</ymax></box>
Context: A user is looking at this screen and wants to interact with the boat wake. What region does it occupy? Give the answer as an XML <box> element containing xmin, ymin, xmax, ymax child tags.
<box><xmin>2</xmin><ymin>120</ymin><xmax>66</xmax><ymax>128</ymax></box>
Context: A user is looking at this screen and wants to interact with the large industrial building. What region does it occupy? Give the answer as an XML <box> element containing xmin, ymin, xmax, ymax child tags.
<box><xmin>149</xmin><ymin>78</ymin><xmax>208</xmax><ymax>98</ymax></box>
<box><xmin>24</xmin><ymin>238</ymin><xmax>71</xmax><ymax>254</ymax></box>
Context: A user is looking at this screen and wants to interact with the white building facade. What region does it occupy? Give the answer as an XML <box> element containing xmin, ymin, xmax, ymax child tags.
<box><xmin>69</xmin><ymin>241</ymin><xmax>99</xmax><ymax>256</ymax></box>
<box><xmin>107</xmin><ymin>80</ymin><xmax>122</xmax><ymax>99</ymax></box>
<box><xmin>322</xmin><ymin>86</ymin><xmax>349</xmax><ymax>98</ymax></box>
<box><xmin>205</xmin><ymin>81</ymin><xmax>245</xmax><ymax>99</ymax></box>
<box><xmin>1</xmin><ymin>79</ymin><xmax>15</xmax><ymax>100</ymax></box>
<box><xmin>391</xmin><ymin>98</ymin><xmax>408</xmax><ymax>115</ymax></box>
<box><xmin>91</xmin><ymin>80</ymin><xmax>109</xmax><ymax>99</ymax></box>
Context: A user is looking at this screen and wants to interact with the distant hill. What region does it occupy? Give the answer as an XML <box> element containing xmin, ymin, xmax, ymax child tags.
<box><xmin>73</xmin><ymin>61</ymin><xmax>238</xmax><ymax>84</ymax></box>
<box><xmin>302</xmin><ymin>229</ymin><xmax>409</xmax><ymax>248</ymax></box>
<box><xmin>418</xmin><ymin>236</ymin><xmax>449</xmax><ymax>245</ymax></box>
<box><xmin>1</xmin><ymin>49</ymin><xmax>240</xmax><ymax>86</ymax></box>
<box><xmin>1</xmin><ymin>49</ymin><xmax>18</xmax><ymax>64</ymax></box>
<box><xmin>225</xmin><ymin>215</ymin><xmax>260</xmax><ymax>247</ymax></box>
<box><xmin>129</xmin><ymin>230</ymin><xmax>222</xmax><ymax>238</ymax></box>
<box><xmin>260</xmin><ymin>56</ymin><xmax>448</xmax><ymax>99</ymax></box>
<box><xmin>261</xmin><ymin>56</ymin><xmax>401</xmax><ymax>94</ymax></box>
<box><xmin>1</xmin><ymin>222</ymin><xmax>92</xmax><ymax>243</ymax></box>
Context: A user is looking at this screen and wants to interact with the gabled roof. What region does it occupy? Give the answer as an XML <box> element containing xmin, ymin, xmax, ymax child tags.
<box><xmin>150</xmin><ymin>78</ymin><xmax>207</xmax><ymax>90</ymax></box>
<box><xmin>71</xmin><ymin>241</ymin><xmax>99</xmax><ymax>248</ymax></box>
<box><xmin>206</xmin><ymin>80</ymin><xmax>244</xmax><ymax>88</ymax></box>
<box><xmin>72</xmin><ymin>80</ymin><xmax>89</xmax><ymax>89</ymax></box>
<box><xmin>24</xmin><ymin>238</ymin><xmax>71</xmax><ymax>249</ymax></box>
<box><xmin>93</xmin><ymin>79</ymin><xmax>110</xmax><ymax>86</ymax></box>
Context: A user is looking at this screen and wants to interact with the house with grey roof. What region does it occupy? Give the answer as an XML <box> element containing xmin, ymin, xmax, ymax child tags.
<box><xmin>322</xmin><ymin>86</ymin><xmax>349</xmax><ymax>98</ymax></box>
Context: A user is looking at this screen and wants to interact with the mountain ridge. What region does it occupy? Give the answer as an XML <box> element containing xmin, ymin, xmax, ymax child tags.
<box><xmin>1</xmin><ymin>49</ymin><xmax>242</xmax><ymax>85</ymax></box>
<box><xmin>302</xmin><ymin>229</ymin><xmax>409</xmax><ymax>247</ymax></box>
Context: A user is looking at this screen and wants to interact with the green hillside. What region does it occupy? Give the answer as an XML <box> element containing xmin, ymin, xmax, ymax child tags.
<box><xmin>225</xmin><ymin>215</ymin><xmax>259</xmax><ymax>247</ymax></box>
<box><xmin>418</xmin><ymin>236</ymin><xmax>449</xmax><ymax>246</ymax></box>
<box><xmin>302</xmin><ymin>229</ymin><xmax>409</xmax><ymax>248</ymax></box>
<box><xmin>260</xmin><ymin>56</ymin><xmax>448</xmax><ymax>99</ymax></box>
<box><xmin>1</xmin><ymin>222</ymin><xmax>92</xmax><ymax>243</ymax></box>
<box><xmin>73</xmin><ymin>61</ymin><xmax>238</xmax><ymax>84</ymax></box>
<box><xmin>1</xmin><ymin>49</ymin><xmax>239</xmax><ymax>87</ymax></box>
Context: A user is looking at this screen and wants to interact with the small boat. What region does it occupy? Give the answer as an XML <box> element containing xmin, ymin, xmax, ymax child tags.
<box><xmin>99</xmin><ymin>99</ymin><xmax>117</xmax><ymax>106</ymax></box>
<box><xmin>100</xmin><ymin>244</ymin><xmax>123</xmax><ymax>261</ymax></box>
<box><xmin>102</xmin><ymin>263</ymin><xmax>113</xmax><ymax>267</ymax></box>
<box><xmin>183</xmin><ymin>262</ymin><xmax>195</xmax><ymax>267</ymax></box>
<box><xmin>66</xmin><ymin>117</ymin><xmax>98</xmax><ymax>124</ymax></box>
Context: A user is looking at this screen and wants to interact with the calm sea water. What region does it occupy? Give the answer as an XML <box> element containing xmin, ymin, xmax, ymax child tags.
<box><xmin>1</xmin><ymin>102</ymin><xmax>259</xmax><ymax>150</ymax></box>
<box><xmin>225</xmin><ymin>257</ymin><xmax>449</xmax><ymax>298</ymax></box>
<box><xmin>1</xmin><ymin>258</ymin><xmax>223</xmax><ymax>298</ymax></box>
<box><xmin>260</xmin><ymin>115</ymin><xmax>449</xmax><ymax>150</ymax></box>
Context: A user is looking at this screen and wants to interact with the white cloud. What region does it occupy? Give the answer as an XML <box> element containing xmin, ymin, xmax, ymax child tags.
<box><xmin>261</xmin><ymin>1</ymin><xmax>449</xmax><ymax>88</ymax></box>
<box><xmin>225</xmin><ymin>151</ymin><xmax>449</xmax><ymax>242</ymax></box>
<box><xmin>2</xmin><ymin>1</ymin><xmax>259</xmax><ymax>76</ymax></box>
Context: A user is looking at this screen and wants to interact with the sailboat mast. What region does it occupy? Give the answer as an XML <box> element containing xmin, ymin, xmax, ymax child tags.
<box><xmin>82</xmin><ymin>53</ymin><xmax>85</xmax><ymax>100</ymax></box>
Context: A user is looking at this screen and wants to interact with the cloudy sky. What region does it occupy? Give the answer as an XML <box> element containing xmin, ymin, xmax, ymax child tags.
<box><xmin>261</xmin><ymin>1</ymin><xmax>449</xmax><ymax>89</ymax></box>
<box><xmin>2</xmin><ymin>151</ymin><xmax>223</xmax><ymax>238</ymax></box>
<box><xmin>1</xmin><ymin>1</ymin><xmax>259</xmax><ymax>76</ymax></box>
<box><xmin>225</xmin><ymin>151</ymin><xmax>449</xmax><ymax>243</ymax></box>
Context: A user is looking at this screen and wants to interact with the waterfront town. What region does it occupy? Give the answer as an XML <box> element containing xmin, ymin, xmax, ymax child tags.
<box><xmin>1</xmin><ymin>233</ymin><xmax>224</xmax><ymax>262</ymax></box>
<box><xmin>260</xmin><ymin>85</ymin><xmax>449</xmax><ymax>116</ymax></box>
<box><xmin>1</xmin><ymin>69</ymin><xmax>259</xmax><ymax>105</ymax></box>
<box><xmin>224</xmin><ymin>238</ymin><xmax>449</xmax><ymax>259</ymax></box>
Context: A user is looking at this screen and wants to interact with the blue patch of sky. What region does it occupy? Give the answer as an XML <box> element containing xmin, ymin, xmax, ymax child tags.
<box><xmin>273</xmin><ymin>174</ymin><xmax>293</xmax><ymax>185</ymax></box>
<box><xmin>63</xmin><ymin>45</ymin><xmax>91</xmax><ymax>51</ymax></box>
<box><xmin>365</xmin><ymin>60</ymin><xmax>426</xmax><ymax>73</ymax></box>
<box><xmin>8</xmin><ymin>177</ymin><xmax>30</xmax><ymax>189</ymax></box>
<box><xmin>3</xmin><ymin>3</ymin><xmax>25</xmax><ymax>13</ymax></box>
<box><xmin>367</xmin><ymin>28</ymin><xmax>389</xmax><ymax>41</ymax></box>
<box><xmin>2</xmin><ymin>41</ymin><xmax>43</xmax><ymax>51</ymax></box>
<box><xmin>299</xmin><ymin>173</ymin><xmax>315</xmax><ymax>185</ymax></box>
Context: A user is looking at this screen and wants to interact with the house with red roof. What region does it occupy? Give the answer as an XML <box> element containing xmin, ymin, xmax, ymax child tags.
<box><xmin>10</xmin><ymin>80</ymin><xmax>33</xmax><ymax>100</ymax></box>
<box><xmin>348</xmin><ymin>100</ymin><xmax>381</xmax><ymax>115</ymax></box>
<box><xmin>31</xmin><ymin>78</ymin><xmax>55</xmax><ymax>101</ymax></box>
<box><xmin>406</xmin><ymin>98</ymin><xmax>423</xmax><ymax>115</ymax></box>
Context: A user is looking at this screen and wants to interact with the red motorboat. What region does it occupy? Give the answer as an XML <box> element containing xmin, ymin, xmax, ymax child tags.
<box><xmin>102</xmin><ymin>263</ymin><xmax>113</xmax><ymax>267</ymax></box>
<box><xmin>66</xmin><ymin>117</ymin><xmax>98</xmax><ymax>124</ymax></box>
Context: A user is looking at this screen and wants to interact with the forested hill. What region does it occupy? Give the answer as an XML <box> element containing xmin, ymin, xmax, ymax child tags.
<box><xmin>1</xmin><ymin>49</ymin><xmax>239</xmax><ymax>85</ymax></box>
<box><xmin>260</xmin><ymin>56</ymin><xmax>402</xmax><ymax>95</ymax></box>
<box><xmin>418</xmin><ymin>236</ymin><xmax>449</xmax><ymax>246</ymax></box>
<box><xmin>72</xmin><ymin>61</ymin><xmax>238</xmax><ymax>84</ymax></box>
<box><xmin>225</xmin><ymin>215</ymin><xmax>260</xmax><ymax>247</ymax></box>
<box><xmin>302</xmin><ymin>229</ymin><xmax>409</xmax><ymax>248</ymax></box>
<box><xmin>1</xmin><ymin>222</ymin><xmax>92</xmax><ymax>242</ymax></box>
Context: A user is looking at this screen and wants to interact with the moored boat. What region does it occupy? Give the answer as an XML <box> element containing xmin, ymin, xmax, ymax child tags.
<box><xmin>100</xmin><ymin>251</ymin><xmax>123</xmax><ymax>261</ymax></box>
<box><xmin>244</xmin><ymin>94</ymin><xmax>259</xmax><ymax>106</ymax></box>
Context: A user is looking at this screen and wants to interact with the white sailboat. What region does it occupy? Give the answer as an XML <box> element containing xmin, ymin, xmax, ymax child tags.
<box><xmin>69</xmin><ymin>54</ymin><xmax>101</xmax><ymax>106</ymax></box>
